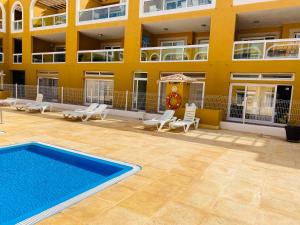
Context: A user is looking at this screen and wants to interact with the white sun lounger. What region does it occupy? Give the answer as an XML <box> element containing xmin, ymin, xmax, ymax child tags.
<box><xmin>0</xmin><ymin>98</ymin><xmax>17</xmax><ymax>106</ymax></box>
<box><xmin>169</xmin><ymin>103</ymin><xmax>200</xmax><ymax>133</ymax></box>
<box><xmin>143</xmin><ymin>110</ymin><xmax>176</xmax><ymax>131</ymax></box>
<box><xmin>64</xmin><ymin>104</ymin><xmax>109</xmax><ymax>122</ymax></box>
<box><xmin>15</xmin><ymin>94</ymin><xmax>44</xmax><ymax>111</ymax></box>
<box><xmin>26</xmin><ymin>102</ymin><xmax>51</xmax><ymax>114</ymax></box>
<box><xmin>62</xmin><ymin>103</ymin><xmax>99</xmax><ymax>119</ymax></box>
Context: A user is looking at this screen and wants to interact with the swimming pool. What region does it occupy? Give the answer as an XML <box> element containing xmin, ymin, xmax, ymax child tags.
<box><xmin>0</xmin><ymin>142</ymin><xmax>140</xmax><ymax>225</ymax></box>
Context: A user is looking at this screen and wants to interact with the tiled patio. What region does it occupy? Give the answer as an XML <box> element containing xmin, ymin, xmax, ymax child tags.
<box><xmin>1</xmin><ymin>108</ymin><xmax>300</xmax><ymax>225</ymax></box>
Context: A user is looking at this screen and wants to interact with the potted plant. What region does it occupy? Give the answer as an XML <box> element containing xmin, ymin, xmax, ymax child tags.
<box><xmin>285</xmin><ymin>121</ymin><xmax>300</xmax><ymax>143</ymax></box>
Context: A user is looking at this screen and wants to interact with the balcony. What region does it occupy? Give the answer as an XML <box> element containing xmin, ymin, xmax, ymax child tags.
<box><xmin>141</xmin><ymin>44</ymin><xmax>208</xmax><ymax>62</ymax></box>
<box><xmin>32</xmin><ymin>52</ymin><xmax>66</xmax><ymax>64</ymax></box>
<box><xmin>32</xmin><ymin>13</ymin><xmax>67</xmax><ymax>29</ymax></box>
<box><xmin>233</xmin><ymin>39</ymin><xmax>300</xmax><ymax>61</ymax></box>
<box><xmin>78</xmin><ymin>2</ymin><xmax>127</xmax><ymax>25</ymax></box>
<box><xmin>30</xmin><ymin>0</ymin><xmax>67</xmax><ymax>30</ymax></box>
<box><xmin>13</xmin><ymin>53</ymin><xmax>22</xmax><ymax>64</ymax></box>
<box><xmin>78</xmin><ymin>49</ymin><xmax>124</xmax><ymax>63</ymax></box>
<box><xmin>141</xmin><ymin>0</ymin><xmax>215</xmax><ymax>16</ymax></box>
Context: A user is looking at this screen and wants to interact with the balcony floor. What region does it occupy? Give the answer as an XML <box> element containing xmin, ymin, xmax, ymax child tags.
<box><xmin>0</xmin><ymin>108</ymin><xmax>300</xmax><ymax>225</ymax></box>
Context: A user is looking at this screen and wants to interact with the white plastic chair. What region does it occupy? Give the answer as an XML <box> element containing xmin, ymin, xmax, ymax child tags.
<box><xmin>62</xmin><ymin>103</ymin><xmax>99</xmax><ymax>119</ymax></box>
<box><xmin>143</xmin><ymin>110</ymin><xmax>176</xmax><ymax>131</ymax></box>
<box><xmin>16</xmin><ymin>94</ymin><xmax>44</xmax><ymax>111</ymax></box>
<box><xmin>169</xmin><ymin>103</ymin><xmax>200</xmax><ymax>133</ymax></box>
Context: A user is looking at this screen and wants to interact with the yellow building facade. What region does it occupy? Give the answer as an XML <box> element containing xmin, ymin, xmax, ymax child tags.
<box><xmin>0</xmin><ymin>0</ymin><xmax>299</xmax><ymax>127</ymax></box>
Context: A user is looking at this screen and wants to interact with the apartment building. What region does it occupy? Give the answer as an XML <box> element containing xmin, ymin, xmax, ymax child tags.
<box><xmin>0</xmin><ymin>0</ymin><xmax>299</xmax><ymax>127</ymax></box>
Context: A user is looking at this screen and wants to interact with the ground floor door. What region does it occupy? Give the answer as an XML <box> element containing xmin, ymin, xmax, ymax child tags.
<box><xmin>132</xmin><ymin>73</ymin><xmax>147</xmax><ymax>111</ymax></box>
<box><xmin>38</xmin><ymin>77</ymin><xmax>59</xmax><ymax>102</ymax></box>
<box><xmin>228</xmin><ymin>83</ymin><xmax>292</xmax><ymax>125</ymax></box>
<box><xmin>12</xmin><ymin>70</ymin><xmax>25</xmax><ymax>97</ymax></box>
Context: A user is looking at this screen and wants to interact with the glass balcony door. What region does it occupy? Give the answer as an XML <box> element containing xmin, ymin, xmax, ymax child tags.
<box><xmin>132</xmin><ymin>73</ymin><xmax>148</xmax><ymax>111</ymax></box>
<box><xmin>228</xmin><ymin>84</ymin><xmax>292</xmax><ymax>125</ymax></box>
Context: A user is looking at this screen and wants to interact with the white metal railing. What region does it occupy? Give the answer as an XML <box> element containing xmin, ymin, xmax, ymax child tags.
<box><xmin>0</xmin><ymin>53</ymin><xmax>3</xmax><ymax>63</ymax></box>
<box><xmin>141</xmin><ymin>0</ymin><xmax>214</xmax><ymax>15</ymax></box>
<box><xmin>32</xmin><ymin>52</ymin><xmax>66</xmax><ymax>64</ymax></box>
<box><xmin>233</xmin><ymin>38</ymin><xmax>300</xmax><ymax>60</ymax></box>
<box><xmin>78</xmin><ymin>2</ymin><xmax>127</xmax><ymax>23</ymax></box>
<box><xmin>233</xmin><ymin>0</ymin><xmax>271</xmax><ymax>5</ymax></box>
<box><xmin>32</xmin><ymin>13</ymin><xmax>67</xmax><ymax>29</ymax></box>
<box><xmin>13</xmin><ymin>53</ymin><xmax>22</xmax><ymax>64</ymax></box>
<box><xmin>78</xmin><ymin>49</ymin><xmax>124</xmax><ymax>63</ymax></box>
<box><xmin>13</xmin><ymin>20</ymin><xmax>22</xmax><ymax>31</ymax></box>
<box><xmin>141</xmin><ymin>44</ymin><xmax>209</xmax><ymax>62</ymax></box>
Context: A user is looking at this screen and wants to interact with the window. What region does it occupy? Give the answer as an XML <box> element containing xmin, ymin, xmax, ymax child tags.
<box><xmin>189</xmin><ymin>82</ymin><xmax>205</xmax><ymax>108</ymax></box>
<box><xmin>231</xmin><ymin>73</ymin><xmax>294</xmax><ymax>81</ymax></box>
<box><xmin>197</xmin><ymin>39</ymin><xmax>209</xmax><ymax>44</ymax></box>
<box><xmin>85</xmin><ymin>79</ymin><xmax>114</xmax><ymax>105</ymax></box>
<box><xmin>241</xmin><ymin>36</ymin><xmax>275</xmax><ymax>41</ymax></box>
<box><xmin>294</xmin><ymin>33</ymin><xmax>300</xmax><ymax>38</ymax></box>
<box><xmin>38</xmin><ymin>77</ymin><xmax>59</xmax><ymax>102</ymax></box>
<box><xmin>160</xmin><ymin>40</ymin><xmax>185</xmax><ymax>46</ymax></box>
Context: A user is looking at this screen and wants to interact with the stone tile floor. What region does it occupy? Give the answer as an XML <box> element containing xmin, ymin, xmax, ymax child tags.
<box><xmin>0</xmin><ymin>108</ymin><xmax>300</xmax><ymax>225</ymax></box>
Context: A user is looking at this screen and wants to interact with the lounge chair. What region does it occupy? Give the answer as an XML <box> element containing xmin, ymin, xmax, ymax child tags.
<box><xmin>64</xmin><ymin>104</ymin><xmax>109</xmax><ymax>122</ymax></box>
<box><xmin>26</xmin><ymin>102</ymin><xmax>51</xmax><ymax>114</ymax></box>
<box><xmin>143</xmin><ymin>110</ymin><xmax>176</xmax><ymax>131</ymax></box>
<box><xmin>15</xmin><ymin>94</ymin><xmax>44</xmax><ymax>111</ymax></box>
<box><xmin>169</xmin><ymin>103</ymin><xmax>200</xmax><ymax>133</ymax></box>
<box><xmin>0</xmin><ymin>98</ymin><xmax>17</xmax><ymax>106</ymax></box>
<box><xmin>62</xmin><ymin>103</ymin><xmax>99</xmax><ymax>119</ymax></box>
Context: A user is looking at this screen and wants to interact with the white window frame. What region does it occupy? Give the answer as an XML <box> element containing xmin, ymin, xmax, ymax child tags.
<box><xmin>231</xmin><ymin>73</ymin><xmax>295</xmax><ymax>81</ymax></box>
<box><xmin>11</xmin><ymin>1</ymin><xmax>23</xmax><ymax>33</ymax></box>
<box><xmin>227</xmin><ymin>83</ymin><xmax>294</xmax><ymax>126</ymax></box>
<box><xmin>0</xmin><ymin>2</ymin><xmax>6</xmax><ymax>33</ymax></box>
<box><xmin>84</xmin><ymin>78</ymin><xmax>114</xmax><ymax>106</ymax></box>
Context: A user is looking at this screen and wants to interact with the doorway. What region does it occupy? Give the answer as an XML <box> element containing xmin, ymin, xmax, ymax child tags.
<box><xmin>132</xmin><ymin>73</ymin><xmax>147</xmax><ymax>111</ymax></box>
<box><xmin>12</xmin><ymin>70</ymin><xmax>25</xmax><ymax>97</ymax></box>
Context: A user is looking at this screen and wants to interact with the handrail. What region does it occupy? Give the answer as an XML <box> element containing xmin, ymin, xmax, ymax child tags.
<box><xmin>32</xmin><ymin>12</ymin><xmax>66</xmax><ymax>20</ymax></box>
<box><xmin>32</xmin><ymin>51</ymin><xmax>66</xmax><ymax>55</ymax></box>
<box><xmin>78</xmin><ymin>49</ymin><xmax>123</xmax><ymax>53</ymax></box>
<box><xmin>141</xmin><ymin>44</ymin><xmax>209</xmax><ymax>50</ymax></box>
<box><xmin>234</xmin><ymin>38</ymin><xmax>300</xmax><ymax>45</ymax></box>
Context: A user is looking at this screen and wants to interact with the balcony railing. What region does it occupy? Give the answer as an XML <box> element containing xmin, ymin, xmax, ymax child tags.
<box><xmin>32</xmin><ymin>52</ymin><xmax>66</xmax><ymax>64</ymax></box>
<box><xmin>32</xmin><ymin>13</ymin><xmax>67</xmax><ymax>29</ymax></box>
<box><xmin>141</xmin><ymin>0</ymin><xmax>214</xmax><ymax>15</ymax></box>
<box><xmin>13</xmin><ymin>20</ymin><xmax>22</xmax><ymax>31</ymax></box>
<box><xmin>78</xmin><ymin>49</ymin><xmax>124</xmax><ymax>63</ymax></box>
<box><xmin>13</xmin><ymin>53</ymin><xmax>22</xmax><ymax>64</ymax></box>
<box><xmin>78</xmin><ymin>3</ymin><xmax>127</xmax><ymax>24</ymax></box>
<box><xmin>0</xmin><ymin>53</ymin><xmax>3</xmax><ymax>63</ymax></box>
<box><xmin>141</xmin><ymin>44</ymin><xmax>209</xmax><ymax>62</ymax></box>
<box><xmin>233</xmin><ymin>38</ymin><xmax>300</xmax><ymax>60</ymax></box>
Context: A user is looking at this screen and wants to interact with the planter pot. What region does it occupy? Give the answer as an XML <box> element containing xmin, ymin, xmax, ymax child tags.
<box><xmin>285</xmin><ymin>125</ymin><xmax>300</xmax><ymax>143</ymax></box>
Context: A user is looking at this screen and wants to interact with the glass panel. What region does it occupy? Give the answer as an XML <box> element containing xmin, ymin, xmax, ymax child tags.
<box><xmin>43</xmin><ymin>54</ymin><xmax>54</xmax><ymax>63</ymax></box>
<box><xmin>265</xmin><ymin>41</ymin><xmax>300</xmax><ymax>59</ymax></box>
<box><xmin>245</xmin><ymin>86</ymin><xmax>275</xmax><ymax>122</ymax></box>
<box><xmin>55</xmin><ymin>14</ymin><xmax>66</xmax><ymax>25</ymax></box>
<box><xmin>78</xmin><ymin>52</ymin><xmax>92</xmax><ymax>62</ymax></box>
<box><xmin>32</xmin><ymin>54</ymin><xmax>42</xmax><ymax>63</ymax></box>
<box><xmin>274</xmin><ymin>86</ymin><xmax>292</xmax><ymax>124</ymax></box>
<box><xmin>32</xmin><ymin>18</ymin><xmax>42</xmax><ymax>28</ymax></box>
<box><xmin>85</xmin><ymin>80</ymin><xmax>99</xmax><ymax>103</ymax></box>
<box><xmin>158</xmin><ymin>82</ymin><xmax>167</xmax><ymax>111</ymax></box>
<box><xmin>161</xmin><ymin>47</ymin><xmax>184</xmax><ymax>61</ymax></box>
<box><xmin>184</xmin><ymin>46</ymin><xmax>208</xmax><ymax>61</ymax></box>
<box><xmin>93</xmin><ymin>52</ymin><xmax>107</xmax><ymax>62</ymax></box>
<box><xmin>54</xmin><ymin>53</ymin><xmax>65</xmax><ymax>62</ymax></box>
<box><xmin>229</xmin><ymin>85</ymin><xmax>246</xmax><ymax>121</ymax></box>
<box><xmin>234</xmin><ymin>42</ymin><xmax>264</xmax><ymax>59</ymax></box>
<box><xmin>189</xmin><ymin>83</ymin><xmax>204</xmax><ymax>108</ymax></box>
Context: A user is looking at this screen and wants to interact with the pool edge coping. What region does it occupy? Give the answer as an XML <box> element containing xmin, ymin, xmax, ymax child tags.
<box><xmin>1</xmin><ymin>141</ymin><xmax>141</xmax><ymax>225</ymax></box>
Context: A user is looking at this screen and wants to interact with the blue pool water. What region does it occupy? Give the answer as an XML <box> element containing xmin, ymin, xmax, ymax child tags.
<box><xmin>0</xmin><ymin>142</ymin><xmax>140</xmax><ymax>225</ymax></box>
